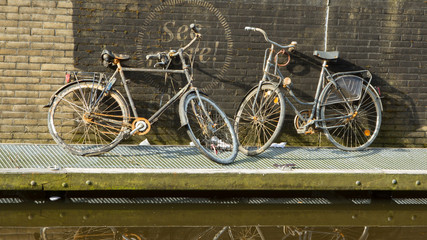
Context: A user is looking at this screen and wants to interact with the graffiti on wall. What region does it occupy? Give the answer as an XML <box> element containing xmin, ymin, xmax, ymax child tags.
<box><xmin>137</xmin><ymin>0</ymin><xmax>233</xmax><ymax>93</ymax></box>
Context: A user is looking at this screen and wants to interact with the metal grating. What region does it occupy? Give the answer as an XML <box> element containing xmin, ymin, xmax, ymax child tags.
<box><xmin>248</xmin><ymin>197</ymin><xmax>331</xmax><ymax>205</ymax></box>
<box><xmin>0</xmin><ymin>198</ymin><xmax>24</xmax><ymax>204</ymax></box>
<box><xmin>393</xmin><ymin>198</ymin><xmax>427</xmax><ymax>205</ymax></box>
<box><xmin>69</xmin><ymin>197</ymin><xmax>332</xmax><ymax>205</ymax></box>
<box><xmin>351</xmin><ymin>198</ymin><xmax>372</xmax><ymax>205</ymax></box>
<box><xmin>0</xmin><ymin>144</ymin><xmax>426</xmax><ymax>171</ymax></box>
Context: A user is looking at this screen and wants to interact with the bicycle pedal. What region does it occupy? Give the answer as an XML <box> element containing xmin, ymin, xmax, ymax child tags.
<box><xmin>305</xmin><ymin>128</ymin><xmax>315</xmax><ymax>135</ymax></box>
<box><xmin>296</xmin><ymin>127</ymin><xmax>306</xmax><ymax>134</ymax></box>
<box><xmin>122</xmin><ymin>130</ymin><xmax>131</xmax><ymax>140</ymax></box>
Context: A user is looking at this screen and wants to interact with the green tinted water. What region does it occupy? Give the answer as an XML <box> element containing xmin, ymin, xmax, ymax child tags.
<box><xmin>0</xmin><ymin>196</ymin><xmax>426</xmax><ymax>239</ymax></box>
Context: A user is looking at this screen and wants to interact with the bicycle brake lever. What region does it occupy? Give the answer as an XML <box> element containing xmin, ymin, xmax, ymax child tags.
<box><xmin>153</xmin><ymin>62</ymin><xmax>165</xmax><ymax>68</ymax></box>
<box><xmin>146</xmin><ymin>53</ymin><xmax>160</xmax><ymax>60</ymax></box>
<box><xmin>190</xmin><ymin>23</ymin><xmax>200</xmax><ymax>34</ymax></box>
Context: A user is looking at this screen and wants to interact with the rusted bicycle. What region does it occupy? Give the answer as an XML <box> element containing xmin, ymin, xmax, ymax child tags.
<box><xmin>235</xmin><ymin>26</ymin><xmax>382</xmax><ymax>155</ymax></box>
<box><xmin>46</xmin><ymin>24</ymin><xmax>238</xmax><ymax>164</ymax></box>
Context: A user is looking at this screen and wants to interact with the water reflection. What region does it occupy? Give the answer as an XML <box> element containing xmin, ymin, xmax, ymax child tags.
<box><xmin>33</xmin><ymin>226</ymin><xmax>370</xmax><ymax>239</ymax></box>
<box><xmin>2</xmin><ymin>225</ymin><xmax>427</xmax><ymax>239</ymax></box>
<box><xmin>0</xmin><ymin>196</ymin><xmax>426</xmax><ymax>239</ymax></box>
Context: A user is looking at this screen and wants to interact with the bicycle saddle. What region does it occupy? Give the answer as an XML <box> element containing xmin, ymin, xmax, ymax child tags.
<box><xmin>313</xmin><ymin>50</ymin><xmax>339</xmax><ymax>60</ymax></box>
<box><xmin>101</xmin><ymin>49</ymin><xmax>130</xmax><ymax>62</ymax></box>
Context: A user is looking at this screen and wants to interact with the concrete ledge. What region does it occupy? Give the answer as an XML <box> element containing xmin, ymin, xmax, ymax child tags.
<box><xmin>0</xmin><ymin>144</ymin><xmax>426</xmax><ymax>191</ymax></box>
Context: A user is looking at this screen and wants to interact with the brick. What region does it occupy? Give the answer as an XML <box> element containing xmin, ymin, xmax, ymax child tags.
<box><xmin>16</xmin><ymin>63</ymin><xmax>41</xmax><ymax>70</ymax></box>
<box><xmin>19</xmin><ymin>7</ymin><xmax>69</xmax><ymax>16</ymax></box>
<box><xmin>3</xmin><ymin>70</ymin><xmax>28</xmax><ymax>77</ymax></box>
<box><xmin>1</xmin><ymin>6</ymin><xmax>18</xmax><ymax>13</ymax></box>
<box><xmin>54</xmin><ymin>15</ymin><xmax>73</xmax><ymax>22</ymax></box>
<box><xmin>14</xmin><ymin>91</ymin><xmax>39</xmax><ymax>98</ymax></box>
<box><xmin>1</xmin><ymin>97</ymin><xmax>26</xmax><ymax>104</ymax></box>
<box><xmin>4</xmin><ymin>55</ymin><xmax>29</xmax><ymax>63</ymax></box>
<box><xmin>31</xmin><ymin>28</ymin><xmax>55</xmax><ymax>36</ymax></box>
<box><xmin>33</xmin><ymin>1</ymin><xmax>57</xmax><ymax>8</ymax></box>
<box><xmin>30</xmin><ymin>56</ymin><xmax>53</xmax><ymax>63</ymax></box>
<box><xmin>55</xmin><ymin>29</ymin><xmax>74</xmax><ymax>37</ymax></box>
<box><xmin>41</xmin><ymin>64</ymin><xmax>65</xmax><ymax>71</ymax></box>
<box><xmin>12</xmin><ymin>133</ymin><xmax>39</xmax><ymax>139</ymax></box>
<box><xmin>54</xmin><ymin>43</ymin><xmax>74</xmax><ymax>50</ymax></box>
<box><xmin>4</xmin><ymin>27</ymin><xmax>30</xmax><ymax>34</ymax></box>
<box><xmin>0</xmin><ymin>111</ymin><xmax>26</xmax><ymax>119</ymax></box>
<box><xmin>31</xmin><ymin>42</ymin><xmax>55</xmax><ymax>50</ymax></box>
<box><xmin>14</xmin><ymin>77</ymin><xmax>40</xmax><ymax>84</ymax></box>
<box><xmin>8</xmin><ymin>0</ymin><xmax>31</xmax><ymax>6</ymax></box>
<box><xmin>43</xmin><ymin>22</ymin><xmax>67</xmax><ymax>29</ymax></box>
<box><xmin>57</xmin><ymin>1</ymin><xmax>73</xmax><ymax>8</ymax></box>
<box><xmin>0</xmin><ymin>62</ymin><xmax>16</xmax><ymax>69</ymax></box>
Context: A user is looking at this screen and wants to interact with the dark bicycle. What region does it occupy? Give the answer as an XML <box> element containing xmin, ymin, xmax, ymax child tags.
<box><xmin>46</xmin><ymin>24</ymin><xmax>238</xmax><ymax>164</ymax></box>
<box><xmin>235</xmin><ymin>27</ymin><xmax>382</xmax><ymax>155</ymax></box>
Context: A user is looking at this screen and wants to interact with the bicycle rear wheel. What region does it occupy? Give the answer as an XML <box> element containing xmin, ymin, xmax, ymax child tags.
<box><xmin>234</xmin><ymin>83</ymin><xmax>285</xmax><ymax>155</ymax></box>
<box><xmin>181</xmin><ymin>93</ymin><xmax>238</xmax><ymax>164</ymax></box>
<box><xmin>47</xmin><ymin>81</ymin><xmax>129</xmax><ymax>156</ymax></box>
<box><xmin>320</xmin><ymin>84</ymin><xmax>381</xmax><ymax>150</ymax></box>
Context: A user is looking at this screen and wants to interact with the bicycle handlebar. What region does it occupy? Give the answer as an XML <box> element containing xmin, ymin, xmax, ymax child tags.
<box><xmin>245</xmin><ymin>26</ymin><xmax>297</xmax><ymax>50</ymax></box>
<box><xmin>190</xmin><ymin>23</ymin><xmax>200</xmax><ymax>34</ymax></box>
<box><xmin>175</xmin><ymin>24</ymin><xmax>201</xmax><ymax>55</ymax></box>
<box><xmin>146</xmin><ymin>53</ymin><xmax>161</xmax><ymax>60</ymax></box>
<box><xmin>146</xmin><ymin>23</ymin><xmax>201</xmax><ymax>64</ymax></box>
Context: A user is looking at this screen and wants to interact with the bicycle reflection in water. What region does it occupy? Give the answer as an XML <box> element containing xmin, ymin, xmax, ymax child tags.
<box><xmin>37</xmin><ymin>226</ymin><xmax>369</xmax><ymax>240</ymax></box>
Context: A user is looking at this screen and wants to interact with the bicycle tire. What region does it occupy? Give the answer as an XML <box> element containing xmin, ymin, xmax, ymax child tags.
<box><xmin>180</xmin><ymin>93</ymin><xmax>238</xmax><ymax>164</ymax></box>
<box><xmin>234</xmin><ymin>83</ymin><xmax>285</xmax><ymax>155</ymax></box>
<box><xmin>320</xmin><ymin>83</ymin><xmax>382</xmax><ymax>150</ymax></box>
<box><xmin>47</xmin><ymin>81</ymin><xmax>129</xmax><ymax>156</ymax></box>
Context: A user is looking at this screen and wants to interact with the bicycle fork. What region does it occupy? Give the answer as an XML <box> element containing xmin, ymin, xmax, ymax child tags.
<box><xmin>190</xmin><ymin>88</ymin><xmax>217</xmax><ymax>135</ymax></box>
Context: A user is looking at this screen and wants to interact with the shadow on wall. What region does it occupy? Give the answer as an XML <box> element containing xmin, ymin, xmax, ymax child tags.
<box><xmin>69</xmin><ymin>0</ymin><xmax>422</xmax><ymax>146</ymax></box>
<box><xmin>328</xmin><ymin>59</ymin><xmax>421</xmax><ymax>146</ymax></box>
<box><xmin>267</xmin><ymin>50</ymin><xmax>421</xmax><ymax>147</ymax></box>
<box><xmin>70</xmin><ymin>0</ymin><xmax>237</xmax><ymax>144</ymax></box>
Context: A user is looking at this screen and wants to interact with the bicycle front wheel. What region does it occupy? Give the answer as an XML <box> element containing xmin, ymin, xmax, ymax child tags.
<box><xmin>320</xmin><ymin>84</ymin><xmax>382</xmax><ymax>150</ymax></box>
<box><xmin>47</xmin><ymin>82</ymin><xmax>130</xmax><ymax>156</ymax></box>
<box><xmin>181</xmin><ymin>93</ymin><xmax>238</xmax><ymax>164</ymax></box>
<box><xmin>234</xmin><ymin>84</ymin><xmax>285</xmax><ymax>155</ymax></box>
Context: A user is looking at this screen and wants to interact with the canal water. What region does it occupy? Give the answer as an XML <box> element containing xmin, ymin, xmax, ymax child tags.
<box><xmin>0</xmin><ymin>193</ymin><xmax>426</xmax><ymax>239</ymax></box>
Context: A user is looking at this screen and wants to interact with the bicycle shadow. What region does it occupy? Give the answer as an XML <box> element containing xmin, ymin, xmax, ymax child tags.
<box><xmin>276</xmin><ymin>50</ymin><xmax>421</xmax><ymax>148</ymax></box>
<box><xmin>234</xmin><ymin>146</ymin><xmax>384</xmax><ymax>165</ymax></box>
<box><xmin>327</xmin><ymin>58</ymin><xmax>421</xmax><ymax>146</ymax></box>
<box><xmin>106</xmin><ymin>145</ymin><xmax>201</xmax><ymax>159</ymax></box>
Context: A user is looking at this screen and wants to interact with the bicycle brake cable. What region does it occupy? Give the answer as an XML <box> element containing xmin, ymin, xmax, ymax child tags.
<box><xmin>190</xmin><ymin>39</ymin><xmax>201</xmax><ymax>77</ymax></box>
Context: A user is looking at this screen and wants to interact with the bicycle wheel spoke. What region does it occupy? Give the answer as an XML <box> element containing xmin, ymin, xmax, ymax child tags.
<box><xmin>184</xmin><ymin>93</ymin><xmax>237</xmax><ymax>164</ymax></box>
<box><xmin>321</xmin><ymin>83</ymin><xmax>381</xmax><ymax>150</ymax></box>
<box><xmin>56</xmin><ymin>94</ymin><xmax>87</xmax><ymax>115</ymax></box>
<box><xmin>235</xmin><ymin>84</ymin><xmax>285</xmax><ymax>155</ymax></box>
<box><xmin>48</xmin><ymin>82</ymin><xmax>128</xmax><ymax>156</ymax></box>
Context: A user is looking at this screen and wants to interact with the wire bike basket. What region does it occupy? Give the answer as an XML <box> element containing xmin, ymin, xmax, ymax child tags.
<box><xmin>323</xmin><ymin>74</ymin><xmax>365</xmax><ymax>105</ymax></box>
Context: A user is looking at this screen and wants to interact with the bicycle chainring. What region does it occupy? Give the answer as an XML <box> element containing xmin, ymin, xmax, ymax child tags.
<box><xmin>294</xmin><ymin>110</ymin><xmax>318</xmax><ymax>134</ymax></box>
<box><xmin>132</xmin><ymin>118</ymin><xmax>151</xmax><ymax>136</ymax></box>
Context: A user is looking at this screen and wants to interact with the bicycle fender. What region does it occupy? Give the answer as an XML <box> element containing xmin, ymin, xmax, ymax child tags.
<box><xmin>43</xmin><ymin>80</ymin><xmax>96</xmax><ymax>108</ymax></box>
<box><xmin>43</xmin><ymin>80</ymin><xmax>127</xmax><ymax>110</ymax></box>
<box><xmin>178</xmin><ymin>90</ymin><xmax>209</xmax><ymax>128</ymax></box>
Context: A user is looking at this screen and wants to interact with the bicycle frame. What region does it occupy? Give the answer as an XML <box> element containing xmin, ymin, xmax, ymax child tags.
<box><xmin>258</xmin><ymin>44</ymin><xmax>374</xmax><ymax>132</ymax></box>
<box><xmin>101</xmin><ymin>35</ymin><xmax>203</xmax><ymax>130</ymax></box>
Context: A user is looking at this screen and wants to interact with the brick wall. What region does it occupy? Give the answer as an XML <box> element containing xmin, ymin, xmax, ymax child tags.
<box><xmin>0</xmin><ymin>0</ymin><xmax>425</xmax><ymax>147</ymax></box>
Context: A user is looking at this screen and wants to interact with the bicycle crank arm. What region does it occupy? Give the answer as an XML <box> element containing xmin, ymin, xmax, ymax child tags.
<box><xmin>129</xmin><ymin>118</ymin><xmax>151</xmax><ymax>136</ymax></box>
